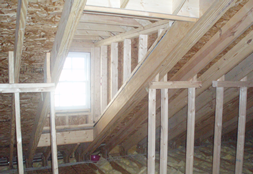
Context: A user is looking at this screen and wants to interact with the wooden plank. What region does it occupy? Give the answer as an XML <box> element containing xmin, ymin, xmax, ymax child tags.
<box><xmin>27</xmin><ymin>0</ymin><xmax>88</xmax><ymax>166</ymax></box>
<box><xmin>235</xmin><ymin>77</ymin><xmax>247</xmax><ymax>174</ymax></box>
<box><xmin>14</xmin><ymin>0</ymin><xmax>28</xmax><ymax>82</ymax></box>
<box><xmin>100</xmin><ymin>46</ymin><xmax>108</xmax><ymax>113</ymax></box>
<box><xmin>84</xmin><ymin>6</ymin><xmax>198</xmax><ymax>22</ymax></box>
<box><xmin>42</xmin><ymin>147</ymin><xmax>51</xmax><ymax>167</ymax></box>
<box><xmin>148</xmin><ymin>87</ymin><xmax>156</xmax><ymax>174</ymax></box>
<box><xmin>111</xmin><ymin>42</ymin><xmax>118</xmax><ymax>99</ymax></box>
<box><xmin>15</xmin><ymin>92</ymin><xmax>24</xmax><ymax>174</ymax></box>
<box><xmin>82</xmin><ymin>0</ymin><xmax>233</xmax><ymax>157</ymax></box>
<box><xmin>163</xmin><ymin>0</ymin><xmax>253</xmax><ymax>81</ymax></box>
<box><xmin>75</xmin><ymin>30</ymin><xmax>113</xmax><ymax>37</ymax></box>
<box><xmin>38</xmin><ymin>130</ymin><xmax>94</xmax><ymax>147</ymax></box>
<box><xmin>63</xmin><ymin>144</ymin><xmax>80</xmax><ymax>163</ymax></box>
<box><xmin>0</xmin><ymin>83</ymin><xmax>55</xmax><ymax>93</ymax></box>
<box><xmin>212</xmin><ymin>81</ymin><xmax>253</xmax><ymax>88</ymax></box>
<box><xmin>212</xmin><ymin>76</ymin><xmax>224</xmax><ymax>174</ymax></box>
<box><xmin>123</xmin><ymin>39</ymin><xmax>131</xmax><ymax>82</ymax></box>
<box><xmin>44</xmin><ymin>53</ymin><xmax>51</xmax><ymax>83</ymax></box>
<box><xmin>185</xmin><ymin>77</ymin><xmax>196</xmax><ymax>174</ymax></box>
<box><xmin>94</xmin><ymin>47</ymin><xmax>101</xmax><ymax>122</ymax></box>
<box><xmin>77</xmin><ymin>23</ymin><xmax>126</xmax><ymax>32</ymax></box>
<box><xmin>50</xmin><ymin>91</ymin><xmax>58</xmax><ymax>174</ymax></box>
<box><xmin>73</xmin><ymin>35</ymin><xmax>102</xmax><ymax>41</ymax></box>
<box><xmin>150</xmin><ymin>81</ymin><xmax>202</xmax><ymax>89</ymax></box>
<box><xmin>110</xmin><ymin>161</ymin><xmax>131</xmax><ymax>174</ymax></box>
<box><xmin>95</xmin><ymin>20</ymin><xmax>170</xmax><ymax>46</ymax></box>
<box><xmin>172</xmin><ymin>0</ymin><xmax>186</xmax><ymax>15</ymax></box>
<box><xmin>138</xmin><ymin>35</ymin><xmax>148</xmax><ymax>63</ymax></box>
<box><xmin>160</xmin><ymin>75</ymin><xmax>168</xmax><ymax>174</ymax></box>
<box><xmin>79</xmin><ymin>14</ymin><xmax>142</xmax><ymax>27</ymax></box>
<box><xmin>8</xmin><ymin>51</ymin><xmax>15</xmax><ymax>168</ymax></box>
<box><xmin>120</xmin><ymin>0</ymin><xmax>129</xmax><ymax>8</ymax></box>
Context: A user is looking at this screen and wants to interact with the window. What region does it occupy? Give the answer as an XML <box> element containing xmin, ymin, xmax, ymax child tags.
<box><xmin>55</xmin><ymin>52</ymin><xmax>90</xmax><ymax>111</ymax></box>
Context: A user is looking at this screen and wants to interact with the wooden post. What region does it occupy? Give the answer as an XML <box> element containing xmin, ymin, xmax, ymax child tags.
<box><xmin>111</xmin><ymin>42</ymin><xmax>118</xmax><ymax>99</ymax></box>
<box><xmin>148</xmin><ymin>87</ymin><xmax>156</xmax><ymax>174</ymax></box>
<box><xmin>50</xmin><ymin>91</ymin><xmax>59</xmax><ymax>174</ymax></box>
<box><xmin>235</xmin><ymin>77</ymin><xmax>247</xmax><ymax>174</ymax></box>
<box><xmin>15</xmin><ymin>92</ymin><xmax>24</xmax><ymax>174</ymax></box>
<box><xmin>123</xmin><ymin>39</ymin><xmax>131</xmax><ymax>82</ymax></box>
<box><xmin>94</xmin><ymin>47</ymin><xmax>101</xmax><ymax>122</ymax></box>
<box><xmin>186</xmin><ymin>76</ymin><xmax>196</xmax><ymax>174</ymax></box>
<box><xmin>160</xmin><ymin>74</ymin><xmax>168</xmax><ymax>174</ymax></box>
<box><xmin>138</xmin><ymin>35</ymin><xmax>148</xmax><ymax>63</ymax></box>
<box><xmin>100</xmin><ymin>46</ymin><xmax>108</xmax><ymax>113</ymax></box>
<box><xmin>212</xmin><ymin>76</ymin><xmax>224</xmax><ymax>174</ymax></box>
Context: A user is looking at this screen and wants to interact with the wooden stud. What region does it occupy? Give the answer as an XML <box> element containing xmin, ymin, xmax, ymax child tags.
<box><xmin>44</xmin><ymin>53</ymin><xmax>51</xmax><ymax>83</ymax></box>
<box><xmin>185</xmin><ymin>75</ymin><xmax>196</xmax><ymax>174</ymax></box>
<box><xmin>50</xmin><ymin>91</ymin><xmax>58</xmax><ymax>174</ymax></box>
<box><xmin>150</xmin><ymin>81</ymin><xmax>202</xmax><ymax>89</ymax></box>
<box><xmin>123</xmin><ymin>39</ymin><xmax>131</xmax><ymax>82</ymax></box>
<box><xmin>138</xmin><ymin>35</ymin><xmax>148</xmax><ymax>63</ymax></box>
<box><xmin>15</xmin><ymin>92</ymin><xmax>24</xmax><ymax>174</ymax></box>
<box><xmin>120</xmin><ymin>0</ymin><xmax>129</xmax><ymax>8</ymax></box>
<box><xmin>100</xmin><ymin>46</ymin><xmax>108</xmax><ymax>113</ymax></box>
<box><xmin>160</xmin><ymin>74</ymin><xmax>168</xmax><ymax>174</ymax></box>
<box><xmin>94</xmin><ymin>47</ymin><xmax>101</xmax><ymax>122</ymax></box>
<box><xmin>9</xmin><ymin>51</ymin><xmax>14</xmax><ymax>84</ymax></box>
<box><xmin>212</xmin><ymin>76</ymin><xmax>225</xmax><ymax>174</ymax></box>
<box><xmin>111</xmin><ymin>42</ymin><xmax>118</xmax><ymax>99</ymax></box>
<box><xmin>235</xmin><ymin>77</ymin><xmax>248</xmax><ymax>174</ymax></box>
<box><xmin>148</xmin><ymin>88</ymin><xmax>156</xmax><ymax>173</ymax></box>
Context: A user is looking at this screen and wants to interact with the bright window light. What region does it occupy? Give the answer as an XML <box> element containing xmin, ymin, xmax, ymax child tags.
<box><xmin>55</xmin><ymin>52</ymin><xmax>90</xmax><ymax>111</ymax></box>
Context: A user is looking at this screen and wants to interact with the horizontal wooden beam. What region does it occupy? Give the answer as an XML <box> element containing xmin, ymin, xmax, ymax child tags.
<box><xmin>77</xmin><ymin>23</ymin><xmax>126</xmax><ymax>32</ymax></box>
<box><xmin>84</xmin><ymin>6</ymin><xmax>198</xmax><ymax>22</ymax></box>
<box><xmin>212</xmin><ymin>81</ymin><xmax>253</xmax><ymax>88</ymax></box>
<box><xmin>38</xmin><ymin>130</ymin><xmax>94</xmax><ymax>147</ymax></box>
<box><xmin>95</xmin><ymin>20</ymin><xmax>170</xmax><ymax>46</ymax></box>
<box><xmin>149</xmin><ymin>81</ymin><xmax>202</xmax><ymax>89</ymax></box>
<box><xmin>0</xmin><ymin>83</ymin><xmax>55</xmax><ymax>93</ymax></box>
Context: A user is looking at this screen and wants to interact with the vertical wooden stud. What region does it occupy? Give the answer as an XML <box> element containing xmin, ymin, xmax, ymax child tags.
<box><xmin>160</xmin><ymin>74</ymin><xmax>168</xmax><ymax>174</ymax></box>
<box><xmin>50</xmin><ymin>91</ymin><xmax>59</xmax><ymax>174</ymax></box>
<box><xmin>185</xmin><ymin>75</ymin><xmax>196</xmax><ymax>174</ymax></box>
<box><xmin>44</xmin><ymin>53</ymin><xmax>51</xmax><ymax>83</ymax></box>
<box><xmin>148</xmin><ymin>88</ymin><xmax>156</xmax><ymax>174</ymax></box>
<box><xmin>138</xmin><ymin>35</ymin><xmax>148</xmax><ymax>63</ymax></box>
<box><xmin>90</xmin><ymin>49</ymin><xmax>95</xmax><ymax>124</ymax></box>
<box><xmin>123</xmin><ymin>39</ymin><xmax>131</xmax><ymax>82</ymax></box>
<box><xmin>9</xmin><ymin>51</ymin><xmax>14</xmax><ymax>83</ymax></box>
<box><xmin>235</xmin><ymin>77</ymin><xmax>247</xmax><ymax>174</ymax></box>
<box><xmin>111</xmin><ymin>42</ymin><xmax>118</xmax><ymax>99</ymax></box>
<box><xmin>100</xmin><ymin>46</ymin><xmax>108</xmax><ymax>113</ymax></box>
<box><xmin>212</xmin><ymin>76</ymin><xmax>224</xmax><ymax>174</ymax></box>
<box><xmin>15</xmin><ymin>92</ymin><xmax>24</xmax><ymax>174</ymax></box>
<box><xmin>94</xmin><ymin>47</ymin><xmax>101</xmax><ymax>122</ymax></box>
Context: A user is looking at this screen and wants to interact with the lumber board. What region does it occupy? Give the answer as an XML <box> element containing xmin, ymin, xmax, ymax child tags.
<box><xmin>138</xmin><ymin>35</ymin><xmax>148</xmax><ymax>63</ymax></box>
<box><xmin>123</xmin><ymin>39</ymin><xmax>131</xmax><ymax>82</ymax></box>
<box><xmin>111</xmin><ymin>42</ymin><xmax>119</xmax><ymax>99</ymax></box>
<box><xmin>27</xmin><ymin>0</ymin><xmax>87</xmax><ymax>166</ymax></box>
<box><xmin>100</xmin><ymin>46</ymin><xmax>108</xmax><ymax>113</ymax></box>
<box><xmin>94</xmin><ymin>47</ymin><xmax>101</xmax><ymax>122</ymax></box>
<box><xmin>150</xmin><ymin>81</ymin><xmax>202</xmax><ymax>89</ymax></box>
<box><xmin>212</xmin><ymin>81</ymin><xmax>253</xmax><ymax>88</ymax></box>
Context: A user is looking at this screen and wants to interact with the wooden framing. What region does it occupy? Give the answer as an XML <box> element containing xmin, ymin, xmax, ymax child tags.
<box><xmin>111</xmin><ymin>42</ymin><xmax>119</xmax><ymax>99</ymax></box>
<box><xmin>150</xmin><ymin>81</ymin><xmax>202</xmax><ymax>89</ymax></box>
<box><xmin>100</xmin><ymin>46</ymin><xmax>108</xmax><ymax>113</ymax></box>
<box><xmin>38</xmin><ymin>130</ymin><xmax>93</xmax><ymax>147</ymax></box>
<box><xmin>94</xmin><ymin>47</ymin><xmax>101</xmax><ymax>122</ymax></box>
<box><xmin>84</xmin><ymin>6</ymin><xmax>198</xmax><ymax>22</ymax></box>
<box><xmin>42</xmin><ymin>147</ymin><xmax>51</xmax><ymax>167</ymax></box>
<box><xmin>138</xmin><ymin>35</ymin><xmax>148</xmax><ymax>63</ymax></box>
<box><xmin>27</xmin><ymin>0</ymin><xmax>87</xmax><ymax>166</ymax></box>
<box><xmin>123</xmin><ymin>39</ymin><xmax>131</xmax><ymax>82</ymax></box>
<box><xmin>212</xmin><ymin>81</ymin><xmax>253</xmax><ymax>88</ymax></box>
<box><xmin>212</xmin><ymin>76</ymin><xmax>224</xmax><ymax>174</ymax></box>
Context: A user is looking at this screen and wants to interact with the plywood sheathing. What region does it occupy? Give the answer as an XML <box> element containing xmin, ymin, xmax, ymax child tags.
<box><xmin>99</xmin><ymin>0</ymin><xmax>252</xmax><ymax>154</ymax></box>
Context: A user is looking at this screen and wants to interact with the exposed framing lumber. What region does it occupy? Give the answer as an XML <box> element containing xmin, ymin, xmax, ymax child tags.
<box><xmin>235</xmin><ymin>77</ymin><xmax>248</xmax><ymax>174</ymax></box>
<box><xmin>77</xmin><ymin>23</ymin><xmax>126</xmax><ymax>32</ymax></box>
<box><xmin>121</xmin><ymin>2</ymin><xmax>252</xmax><ymax>151</ymax></box>
<box><xmin>212</xmin><ymin>76</ymin><xmax>224</xmax><ymax>174</ymax></box>
<box><xmin>27</xmin><ymin>0</ymin><xmax>88</xmax><ymax>167</ymax></box>
<box><xmin>100</xmin><ymin>46</ymin><xmax>108</xmax><ymax>113</ymax></box>
<box><xmin>172</xmin><ymin>0</ymin><xmax>187</xmax><ymax>15</ymax></box>
<box><xmin>110</xmin><ymin>161</ymin><xmax>131</xmax><ymax>174</ymax></box>
<box><xmin>185</xmin><ymin>76</ymin><xmax>197</xmax><ymax>174</ymax></box>
<box><xmin>94</xmin><ymin>47</ymin><xmax>101</xmax><ymax>122</ymax></box>
<box><xmin>84</xmin><ymin>6</ymin><xmax>198</xmax><ymax>22</ymax></box>
<box><xmin>150</xmin><ymin>81</ymin><xmax>202</xmax><ymax>89</ymax></box>
<box><xmin>212</xmin><ymin>81</ymin><xmax>253</xmax><ymax>88</ymax></box>
<box><xmin>148</xmin><ymin>87</ymin><xmax>156</xmax><ymax>174</ymax></box>
<box><xmin>81</xmin><ymin>0</ymin><xmax>234</xmax><ymax>157</ymax></box>
<box><xmin>123</xmin><ymin>39</ymin><xmax>131</xmax><ymax>82</ymax></box>
<box><xmin>95</xmin><ymin>20</ymin><xmax>170</xmax><ymax>46</ymax></box>
<box><xmin>14</xmin><ymin>92</ymin><xmax>24</xmax><ymax>174</ymax></box>
<box><xmin>38</xmin><ymin>130</ymin><xmax>93</xmax><ymax>147</ymax></box>
<box><xmin>49</xmin><ymin>91</ymin><xmax>58</xmax><ymax>174</ymax></box>
<box><xmin>0</xmin><ymin>83</ymin><xmax>55</xmax><ymax>93</ymax></box>
<box><xmin>42</xmin><ymin>147</ymin><xmax>51</xmax><ymax>167</ymax></box>
<box><xmin>159</xmin><ymin>75</ymin><xmax>168</xmax><ymax>174</ymax></box>
<box><xmin>79</xmin><ymin>14</ymin><xmax>142</xmax><ymax>27</ymax></box>
<box><xmin>62</xmin><ymin>144</ymin><xmax>80</xmax><ymax>163</ymax></box>
<box><xmin>120</xmin><ymin>0</ymin><xmax>129</xmax><ymax>8</ymax></box>
<box><xmin>111</xmin><ymin>42</ymin><xmax>119</xmax><ymax>98</ymax></box>
<box><xmin>138</xmin><ymin>35</ymin><xmax>148</xmax><ymax>63</ymax></box>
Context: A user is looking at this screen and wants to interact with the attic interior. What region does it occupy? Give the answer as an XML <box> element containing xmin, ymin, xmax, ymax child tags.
<box><xmin>0</xmin><ymin>0</ymin><xmax>253</xmax><ymax>173</ymax></box>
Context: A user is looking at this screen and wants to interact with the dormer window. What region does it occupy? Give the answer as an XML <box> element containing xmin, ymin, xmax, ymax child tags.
<box><xmin>55</xmin><ymin>52</ymin><xmax>90</xmax><ymax>111</ymax></box>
